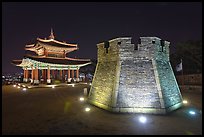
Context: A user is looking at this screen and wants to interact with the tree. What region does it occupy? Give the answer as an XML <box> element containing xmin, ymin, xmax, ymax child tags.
<box><xmin>170</xmin><ymin>40</ymin><xmax>202</xmax><ymax>74</ymax></box>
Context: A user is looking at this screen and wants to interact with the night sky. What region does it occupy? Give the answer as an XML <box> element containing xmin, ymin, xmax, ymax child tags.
<box><xmin>2</xmin><ymin>2</ymin><xmax>202</xmax><ymax>75</ymax></box>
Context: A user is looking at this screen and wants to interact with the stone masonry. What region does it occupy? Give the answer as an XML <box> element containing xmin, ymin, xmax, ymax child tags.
<box><xmin>88</xmin><ymin>37</ymin><xmax>183</xmax><ymax>114</ymax></box>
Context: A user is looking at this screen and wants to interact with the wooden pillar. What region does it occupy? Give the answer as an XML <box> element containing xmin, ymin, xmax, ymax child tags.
<box><xmin>26</xmin><ymin>69</ymin><xmax>28</xmax><ymax>81</ymax></box>
<box><xmin>25</xmin><ymin>69</ymin><xmax>29</xmax><ymax>80</ymax></box>
<box><xmin>34</xmin><ymin>67</ymin><xmax>39</xmax><ymax>85</ymax></box>
<box><xmin>67</xmin><ymin>68</ymin><xmax>71</xmax><ymax>83</ymax></box>
<box><xmin>23</xmin><ymin>68</ymin><xmax>28</xmax><ymax>83</ymax></box>
<box><xmin>47</xmin><ymin>66</ymin><xmax>51</xmax><ymax>84</ymax></box>
<box><xmin>31</xmin><ymin>66</ymin><xmax>34</xmax><ymax>84</ymax></box>
<box><xmin>76</xmin><ymin>68</ymin><xmax>79</xmax><ymax>82</ymax></box>
<box><xmin>60</xmin><ymin>69</ymin><xmax>63</xmax><ymax>81</ymax></box>
<box><xmin>71</xmin><ymin>69</ymin><xmax>75</xmax><ymax>82</ymax></box>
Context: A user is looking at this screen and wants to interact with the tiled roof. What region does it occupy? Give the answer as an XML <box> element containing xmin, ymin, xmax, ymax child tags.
<box><xmin>11</xmin><ymin>60</ymin><xmax>22</xmax><ymax>65</ymax></box>
<box><xmin>37</xmin><ymin>38</ymin><xmax>77</xmax><ymax>48</ymax></box>
<box><xmin>25</xmin><ymin>55</ymin><xmax>91</xmax><ymax>65</ymax></box>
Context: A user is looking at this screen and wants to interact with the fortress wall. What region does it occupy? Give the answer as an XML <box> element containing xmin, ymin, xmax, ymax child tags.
<box><xmin>88</xmin><ymin>41</ymin><xmax>120</xmax><ymax>109</ymax></box>
<box><xmin>116</xmin><ymin>38</ymin><xmax>161</xmax><ymax>109</ymax></box>
<box><xmin>88</xmin><ymin>37</ymin><xmax>183</xmax><ymax>114</ymax></box>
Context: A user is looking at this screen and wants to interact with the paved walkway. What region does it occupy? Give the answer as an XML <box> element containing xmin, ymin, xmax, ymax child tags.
<box><xmin>2</xmin><ymin>84</ymin><xmax>202</xmax><ymax>135</ymax></box>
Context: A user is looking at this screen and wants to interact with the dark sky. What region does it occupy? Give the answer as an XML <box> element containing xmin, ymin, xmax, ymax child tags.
<box><xmin>2</xmin><ymin>2</ymin><xmax>202</xmax><ymax>74</ymax></box>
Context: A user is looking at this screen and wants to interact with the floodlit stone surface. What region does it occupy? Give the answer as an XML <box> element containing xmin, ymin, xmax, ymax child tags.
<box><xmin>88</xmin><ymin>37</ymin><xmax>183</xmax><ymax>114</ymax></box>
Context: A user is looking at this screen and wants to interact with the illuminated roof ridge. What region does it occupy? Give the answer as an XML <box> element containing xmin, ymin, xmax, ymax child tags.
<box><xmin>65</xmin><ymin>57</ymin><xmax>91</xmax><ymax>61</ymax></box>
<box><xmin>25</xmin><ymin>44</ymin><xmax>35</xmax><ymax>48</ymax></box>
<box><xmin>24</xmin><ymin>54</ymin><xmax>90</xmax><ymax>61</ymax></box>
<box><xmin>37</xmin><ymin>38</ymin><xmax>77</xmax><ymax>47</ymax></box>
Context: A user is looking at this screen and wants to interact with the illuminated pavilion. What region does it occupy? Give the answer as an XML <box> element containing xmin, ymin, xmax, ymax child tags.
<box><xmin>12</xmin><ymin>29</ymin><xmax>91</xmax><ymax>85</ymax></box>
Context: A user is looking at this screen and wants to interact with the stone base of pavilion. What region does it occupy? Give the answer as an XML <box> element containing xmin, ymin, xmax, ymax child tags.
<box><xmin>20</xmin><ymin>82</ymin><xmax>91</xmax><ymax>89</ymax></box>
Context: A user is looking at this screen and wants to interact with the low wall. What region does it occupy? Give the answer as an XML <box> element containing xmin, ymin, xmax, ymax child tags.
<box><xmin>179</xmin><ymin>85</ymin><xmax>202</xmax><ymax>93</ymax></box>
<box><xmin>176</xmin><ymin>74</ymin><xmax>202</xmax><ymax>85</ymax></box>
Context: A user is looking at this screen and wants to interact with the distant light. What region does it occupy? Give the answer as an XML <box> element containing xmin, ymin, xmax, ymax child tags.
<box><xmin>89</xmin><ymin>83</ymin><xmax>92</xmax><ymax>86</ymax></box>
<box><xmin>79</xmin><ymin>97</ymin><xmax>85</xmax><ymax>101</ymax></box>
<box><xmin>189</xmin><ymin>111</ymin><xmax>196</xmax><ymax>115</ymax></box>
<box><xmin>13</xmin><ymin>85</ymin><xmax>16</xmax><ymax>87</ymax></box>
<box><xmin>17</xmin><ymin>86</ymin><xmax>20</xmax><ymax>89</ymax></box>
<box><xmin>18</xmin><ymin>83</ymin><xmax>21</xmax><ymax>86</ymax></box>
<box><xmin>139</xmin><ymin>116</ymin><xmax>147</xmax><ymax>123</ymax></box>
<box><xmin>22</xmin><ymin>88</ymin><xmax>27</xmax><ymax>91</ymax></box>
<box><xmin>2</xmin><ymin>76</ymin><xmax>5</xmax><ymax>78</ymax></box>
<box><xmin>22</xmin><ymin>85</ymin><xmax>26</xmax><ymax>87</ymax></box>
<box><xmin>85</xmin><ymin>107</ymin><xmax>90</xmax><ymax>112</ymax></box>
<box><xmin>183</xmin><ymin>100</ymin><xmax>188</xmax><ymax>104</ymax></box>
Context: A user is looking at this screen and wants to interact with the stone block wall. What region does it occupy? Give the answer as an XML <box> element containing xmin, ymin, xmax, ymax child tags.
<box><xmin>88</xmin><ymin>37</ymin><xmax>183</xmax><ymax>114</ymax></box>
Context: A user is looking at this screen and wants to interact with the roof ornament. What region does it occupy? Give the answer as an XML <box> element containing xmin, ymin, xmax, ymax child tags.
<box><xmin>49</xmin><ymin>28</ymin><xmax>55</xmax><ymax>40</ymax></box>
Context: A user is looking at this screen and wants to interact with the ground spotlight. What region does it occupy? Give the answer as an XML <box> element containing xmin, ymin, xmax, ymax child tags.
<box><xmin>79</xmin><ymin>97</ymin><xmax>85</xmax><ymax>101</ymax></box>
<box><xmin>13</xmin><ymin>85</ymin><xmax>16</xmax><ymax>87</ymax></box>
<box><xmin>189</xmin><ymin>110</ymin><xmax>196</xmax><ymax>115</ymax></box>
<box><xmin>72</xmin><ymin>84</ymin><xmax>75</xmax><ymax>87</ymax></box>
<box><xmin>139</xmin><ymin>116</ymin><xmax>147</xmax><ymax>123</ymax></box>
<box><xmin>22</xmin><ymin>88</ymin><xmax>27</xmax><ymax>91</ymax></box>
<box><xmin>183</xmin><ymin>100</ymin><xmax>188</xmax><ymax>104</ymax></box>
<box><xmin>85</xmin><ymin>107</ymin><xmax>90</xmax><ymax>112</ymax></box>
<box><xmin>52</xmin><ymin>86</ymin><xmax>55</xmax><ymax>88</ymax></box>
